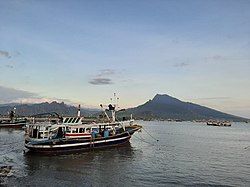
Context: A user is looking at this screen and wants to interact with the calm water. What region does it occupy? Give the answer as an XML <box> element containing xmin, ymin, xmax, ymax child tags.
<box><xmin>1</xmin><ymin>121</ymin><xmax>250</xmax><ymax>186</ymax></box>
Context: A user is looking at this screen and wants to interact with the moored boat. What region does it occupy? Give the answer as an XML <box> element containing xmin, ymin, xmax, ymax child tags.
<box><xmin>0</xmin><ymin>108</ymin><xmax>27</xmax><ymax>128</ymax></box>
<box><xmin>0</xmin><ymin>119</ymin><xmax>27</xmax><ymax>128</ymax></box>
<box><xmin>207</xmin><ymin>120</ymin><xmax>231</xmax><ymax>127</ymax></box>
<box><xmin>25</xmin><ymin>96</ymin><xmax>142</xmax><ymax>153</ymax></box>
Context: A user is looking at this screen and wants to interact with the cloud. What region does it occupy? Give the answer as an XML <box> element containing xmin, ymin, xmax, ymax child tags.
<box><xmin>204</xmin><ymin>55</ymin><xmax>226</xmax><ymax>63</ymax></box>
<box><xmin>89</xmin><ymin>69</ymin><xmax>115</xmax><ymax>85</ymax></box>
<box><xmin>99</xmin><ymin>69</ymin><xmax>115</xmax><ymax>76</ymax></box>
<box><xmin>0</xmin><ymin>50</ymin><xmax>11</xmax><ymax>58</ymax></box>
<box><xmin>0</xmin><ymin>50</ymin><xmax>19</xmax><ymax>69</ymax></box>
<box><xmin>89</xmin><ymin>78</ymin><xmax>113</xmax><ymax>85</ymax></box>
<box><xmin>0</xmin><ymin>85</ymin><xmax>80</xmax><ymax>106</ymax></box>
<box><xmin>194</xmin><ymin>97</ymin><xmax>231</xmax><ymax>100</ymax></box>
<box><xmin>211</xmin><ymin>55</ymin><xmax>223</xmax><ymax>60</ymax></box>
<box><xmin>12</xmin><ymin>97</ymin><xmax>72</xmax><ymax>104</ymax></box>
<box><xmin>5</xmin><ymin>65</ymin><xmax>14</xmax><ymax>69</ymax></box>
<box><xmin>5</xmin><ymin>61</ymin><xmax>17</xmax><ymax>69</ymax></box>
<box><xmin>0</xmin><ymin>85</ymin><xmax>37</xmax><ymax>103</ymax></box>
<box><xmin>173</xmin><ymin>62</ymin><xmax>189</xmax><ymax>67</ymax></box>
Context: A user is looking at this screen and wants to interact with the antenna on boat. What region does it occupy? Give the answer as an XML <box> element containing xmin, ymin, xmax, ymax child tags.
<box><xmin>114</xmin><ymin>93</ymin><xmax>119</xmax><ymax>110</ymax></box>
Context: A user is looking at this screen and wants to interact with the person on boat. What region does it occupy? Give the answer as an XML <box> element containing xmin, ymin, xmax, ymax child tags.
<box><xmin>9</xmin><ymin>110</ymin><xmax>15</xmax><ymax>122</ymax></box>
<box><xmin>59</xmin><ymin>116</ymin><xmax>63</xmax><ymax>123</ymax></box>
<box><xmin>100</xmin><ymin>129</ymin><xmax>104</xmax><ymax>137</ymax></box>
<box><xmin>104</xmin><ymin>128</ymin><xmax>109</xmax><ymax>138</ymax></box>
<box><xmin>108</xmin><ymin>104</ymin><xmax>115</xmax><ymax>111</ymax></box>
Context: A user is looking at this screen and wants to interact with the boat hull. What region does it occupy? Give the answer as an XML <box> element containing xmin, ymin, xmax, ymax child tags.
<box><xmin>207</xmin><ymin>122</ymin><xmax>231</xmax><ymax>127</ymax></box>
<box><xmin>0</xmin><ymin>121</ymin><xmax>26</xmax><ymax>128</ymax></box>
<box><xmin>25</xmin><ymin>131</ymin><xmax>133</xmax><ymax>153</ymax></box>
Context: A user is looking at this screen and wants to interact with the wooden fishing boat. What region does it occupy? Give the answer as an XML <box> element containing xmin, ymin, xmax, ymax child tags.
<box><xmin>0</xmin><ymin>119</ymin><xmax>27</xmax><ymax>128</ymax></box>
<box><xmin>25</xmin><ymin>96</ymin><xmax>142</xmax><ymax>153</ymax></box>
<box><xmin>0</xmin><ymin>108</ymin><xmax>27</xmax><ymax>128</ymax></box>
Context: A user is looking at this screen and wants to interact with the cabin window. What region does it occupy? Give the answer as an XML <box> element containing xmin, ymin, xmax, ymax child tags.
<box><xmin>64</xmin><ymin>118</ymin><xmax>70</xmax><ymax>123</ymax></box>
<box><xmin>72</xmin><ymin>118</ymin><xmax>77</xmax><ymax>123</ymax></box>
<box><xmin>75</xmin><ymin>118</ymin><xmax>80</xmax><ymax>123</ymax></box>
<box><xmin>66</xmin><ymin>127</ymin><xmax>71</xmax><ymax>133</ymax></box>
<box><xmin>68</xmin><ymin>118</ymin><xmax>73</xmax><ymax>123</ymax></box>
<box><xmin>72</xmin><ymin>128</ymin><xmax>78</xmax><ymax>133</ymax></box>
<box><xmin>79</xmin><ymin>128</ymin><xmax>84</xmax><ymax>133</ymax></box>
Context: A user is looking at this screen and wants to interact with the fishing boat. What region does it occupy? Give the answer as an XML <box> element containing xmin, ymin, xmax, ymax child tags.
<box><xmin>25</xmin><ymin>96</ymin><xmax>142</xmax><ymax>153</ymax></box>
<box><xmin>207</xmin><ymin>120</ymin><xmax>231</xmax><ymax>127</ymax></box>
<box><xmin>0</xmin><ymin>109</ymin><xmax>27</xmax><ymax>128</ymax></box>
<box><xmin>0</xmin><ymin>119</ymin><xmax>27</xmax><ymax>128</ymax></box>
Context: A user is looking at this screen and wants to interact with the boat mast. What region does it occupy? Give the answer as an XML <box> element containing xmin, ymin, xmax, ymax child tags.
<box><xmin>111</xmin><ymin>93</ymin><xmax>119</xmax><ymax>122</ymax></box>
<box><xmin>100</xmin><ymin>93</ymin><xmax>119</xmax><ymax>122</ymax></box>
<box><xmin>111</xmin><ymin>93</ymin><xmax>115</xmax><ymax>122</ymax></box>
<box><xmin>100</xmin><ymin>104</ymin><xmax>110</xmax><ymax>121</ymax></box>
<box><xmin>77</xmin><ymin>104</ymin><xmax>81</xmax><ymax>117</ymax></box>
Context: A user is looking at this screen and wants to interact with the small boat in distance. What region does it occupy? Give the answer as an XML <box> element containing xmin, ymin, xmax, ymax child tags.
<box><xmin>207</xmin><ymin>120</ymin><xmax>231</xmax><ymax>127</ymax></box>
<box><xmin>0</xmin><ymin>108</ymin><xmax>27</xmax><ymax>128</ymax></box>
<box><xmin>25</xmin><ymin>95</ymin><xmax>142</xmax><ymax>154</ymax></box>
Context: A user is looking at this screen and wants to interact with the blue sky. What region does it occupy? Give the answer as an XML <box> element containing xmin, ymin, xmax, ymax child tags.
<box><xmin>0</xmin><ymin>0</ymin><xmax>250</xmax><ymax>118</ymax></box>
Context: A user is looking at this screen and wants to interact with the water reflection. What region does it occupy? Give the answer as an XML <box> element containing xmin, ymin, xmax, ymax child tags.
<box><xmin>0</xmin><ymin>127</ymin><xmax>23</xmax><ymax>133</ymax></box>
<box><xmin>22</xmin><ymin>143</ymin><xmax>136</xmax><ymax>186</ymax></box>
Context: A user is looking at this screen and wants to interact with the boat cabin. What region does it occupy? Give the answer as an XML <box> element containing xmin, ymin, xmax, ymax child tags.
<box><xmin>26</xmin><ymin>117</ymin><xmax>130</xmax><ymax>141</ymax></box>
<box><xmin>27</xmin><ymin>123</ymin><xmax>64</xmax><ymax>140</ymax></box>
<box><xmin>65</xmin><ymin>125</ymin><xmax>98</xmax><ymax>139</ymax></box>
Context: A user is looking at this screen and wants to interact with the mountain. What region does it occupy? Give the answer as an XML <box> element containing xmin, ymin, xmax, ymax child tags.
<box><xmin>0</xmin><ymin>101</ymin><xmax>99</xmax><ymax>117</ymax></box>
<box><xmin>122</xmin><ymin>94</ymin><xmax>247</xmax><ymax>121</ymax></box>
<box><xmin>0</xmin><ymin>95</ymin><xmax>247</xmax><ymax>122</ymax></box>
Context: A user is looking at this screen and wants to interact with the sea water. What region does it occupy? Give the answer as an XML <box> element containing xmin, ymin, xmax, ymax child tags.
<box><xmin>1</xmin><ymin>121</ymin><xmax>249</xmax><ymax>186</ymax></box>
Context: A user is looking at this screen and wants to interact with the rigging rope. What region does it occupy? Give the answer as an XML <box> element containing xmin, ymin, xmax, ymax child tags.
<box><xmin>142</xmin><ymin>127</ymin><xmax>159</xmax><ymax>142</ymax></box>
<box><xmin>133</xmin><ymin>134</ymin><xmax>156</xmax><ymax>146</ymax></box>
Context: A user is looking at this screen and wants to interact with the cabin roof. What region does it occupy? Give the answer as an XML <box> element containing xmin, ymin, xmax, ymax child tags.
<box><xmin>63</xmin><ymin>117</ymin><xmax>82</xmax><ymax>124</ymax></box>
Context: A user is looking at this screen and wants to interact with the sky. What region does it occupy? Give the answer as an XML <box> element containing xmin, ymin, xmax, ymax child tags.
<box><xmin>0</xmin><ymin>0</ymin><xmax>250</xmax><ymax>118</ymax></box>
